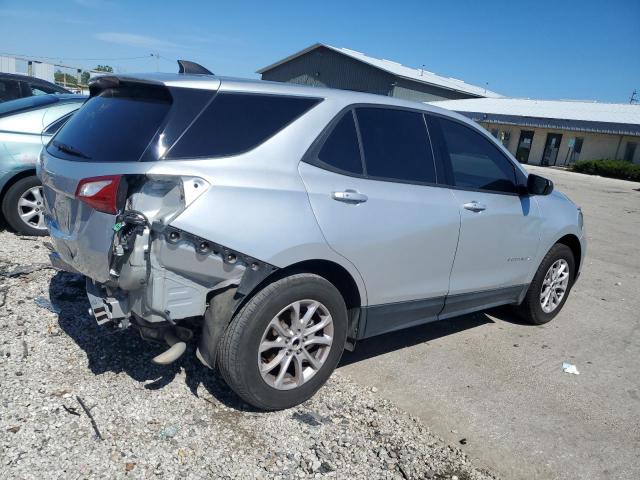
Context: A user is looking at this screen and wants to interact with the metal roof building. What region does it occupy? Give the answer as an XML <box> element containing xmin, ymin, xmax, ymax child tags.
<box><xmin>431</xmin><ymin>98</ymin><xmax>640</xmax><ymax>165</ymax></box>
<box><xmin>258</xmin><ymin>43</ymin><xmax>502</xmax><ymax>102</ymax></box>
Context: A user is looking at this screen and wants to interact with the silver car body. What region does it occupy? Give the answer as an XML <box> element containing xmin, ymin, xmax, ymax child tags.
<box><xmin>39</xmin><ymin>74</ymin><xmax>585</xmax><ymax>340</ymax></box>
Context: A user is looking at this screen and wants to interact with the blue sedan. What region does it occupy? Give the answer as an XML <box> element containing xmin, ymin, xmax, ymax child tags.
<box><xmin>0</xmin><ymin>94</ymin><xmax>86</xmax><ymax>235</ymax></box>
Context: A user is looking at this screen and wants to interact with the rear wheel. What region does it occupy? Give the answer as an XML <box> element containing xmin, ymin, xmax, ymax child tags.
<box><xmin>518</xmin><ymin>243</ymin><xmax>575</xmax><ymax>325</ymax></box>
<box><xmin>218</xmin><ymin>273</ymin><xmax>347</xmax><ymax>410</ymax></box>
<box><xmin>2</xmin><ymin>176</ymin><xmax>48</xmax><ymax>236</ymax></box>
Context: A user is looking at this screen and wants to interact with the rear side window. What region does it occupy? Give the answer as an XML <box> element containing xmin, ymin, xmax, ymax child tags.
<box><xmin>48</xmin><ymin>85</ymin><xmax>171</xmax><ymax>162</ymax></box>
<box><xmin>355</xmin><ymin>107</ymin><xmax>436</xmax><ymax>183</ymax></box>
<box><xmin>168</xmin><ymin>93</ymin><xmax>321</xmax><ymax>158</ymax></box>
<box><xmin>436</xmin><ymin>117</ymin><xmax>517</xmax><ymax>193</ymax></box>
<box><xmin>317</xmin><ymin>111</ymin><xmax>363</xmax><ymax>174</ymax></box>
<box><xmin>0</xmin><ymin>79</ymin><xmax>22</xmax><ymax>102</ymax></box>
<box><xmin>44</xmin><ymin>112</ymin><xmax>73</xmax><ymax>135</ymax></box>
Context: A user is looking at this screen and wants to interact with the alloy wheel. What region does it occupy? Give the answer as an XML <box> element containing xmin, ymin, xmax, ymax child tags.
<box><xmin>540</xmin><ymin>259</ymin><xmax>570</xmax><ymax>313</ymax></box>
<box><xmin>17</xmin><ymin>186</ymin><xmax>46</xmax><ymax>231</ymax></box>
<box><xmin>258</xmin><ymin>299</ymin><xmax>334</xmax><ymax>390</ymax></box>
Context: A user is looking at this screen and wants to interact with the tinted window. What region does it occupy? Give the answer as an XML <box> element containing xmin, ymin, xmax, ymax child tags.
<box><xmin>169</xmin><ymin>93</ymin><xmax>321</xmax><ymax>158</ymax></box>
<box><xmin>437</xmin><ymin>117</ymin><xmax>516</xmax><ymax>193</ymax></box>
<box><xmin>0</xmin><ymin>79</ymin><xmax>22</xmax><ymax>102</ymax></box>
<box><xmin>44</xmin><ymin>112</ymin><xmax>73</xmax><ymax>135</ymax></box>
<box><xmin>356</xmin><ymin>107</ymin><xmax>436</xmax><ymax>183</ymax></box>
<box><xmin>317</xmin><ymin>111</ymin><xmax>363</xmax><ymax>174</ymax></box>
<box><xmin>47</xmin><ymin>86</ymin><xmax>171</xmax><ymax>162</ymax></box>
<box><xmin>30</xmin><ymin>85</ymin><xmax>52</xmax><ymax>96</ymax></box>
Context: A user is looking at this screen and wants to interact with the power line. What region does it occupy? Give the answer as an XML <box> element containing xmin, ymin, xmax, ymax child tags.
<box><xmin>0</xmin><ymin>52</ymin><xmax>151</xmax><ymax>62</ymax></box>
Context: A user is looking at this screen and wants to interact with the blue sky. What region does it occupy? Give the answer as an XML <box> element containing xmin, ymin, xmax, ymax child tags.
<box><xmin>1</xmin><ymin>0</ymin><xmax>638</xmax><ymax>103</ymax></box>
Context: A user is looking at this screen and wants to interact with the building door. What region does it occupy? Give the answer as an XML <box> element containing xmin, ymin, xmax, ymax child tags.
<box><xmin>515</xmin><ymin>130</ymin><xmax>534</xmax><ymax>164</ymax></box>
<box><xmin>624</xmin><ymin>141</ymin><xmax>637</xmax><ymax>162</ymax></box>
<box><xmin>541</xmin><ymin>133</ymin><xmax>563</xmax><ymax>166</ymax></box>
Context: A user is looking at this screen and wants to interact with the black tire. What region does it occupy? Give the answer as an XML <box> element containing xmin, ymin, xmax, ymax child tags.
<box><xmin>517</xmin><ymin>243</ymin><xmax>575</xmax><ymax>325</ymax></box>
<box><xmin>2</xmin><ymin>176</ymin><xmax>47</xmax><ymax>236</ymax></box>
<box><xmin>218</xmin><ymin>273</ymin><xmax>347</xmax><ymax>410</ymax></box>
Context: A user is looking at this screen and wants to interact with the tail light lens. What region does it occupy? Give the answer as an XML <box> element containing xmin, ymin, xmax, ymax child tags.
<box><xmin>75</xmin><ymin>175</ymin><xmax>122</xmax><ymax>214</ymax></box>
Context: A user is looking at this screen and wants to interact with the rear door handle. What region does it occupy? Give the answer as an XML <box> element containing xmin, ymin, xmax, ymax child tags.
<box><xmin>331</xmin><ymin>189</ymin><xmax>368</xmax><ymax>204</ymax></box>
<box><xmin>463</xmin><ymin>201</ymin><xmax>486</xmax><ymax>212</ymax></box>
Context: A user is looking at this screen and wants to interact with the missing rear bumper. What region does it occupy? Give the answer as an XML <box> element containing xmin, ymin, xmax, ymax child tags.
<box><xmin>86</xmin><ymin>278</ymin><xmax>129</xmax><ymax>325</ymax></box>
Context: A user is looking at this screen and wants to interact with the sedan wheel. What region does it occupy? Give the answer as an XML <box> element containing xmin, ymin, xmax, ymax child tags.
<box><xmin>17</xmin><ymin>186</ymin><xmax>46</xmax><ymax>232</ymax></box>
<box><xmin>2</xmin><ymin>176</ymin><xmax>48</xmax><ymax>236</ymax></box>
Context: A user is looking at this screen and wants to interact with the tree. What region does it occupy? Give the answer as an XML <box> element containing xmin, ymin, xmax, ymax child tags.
<box><xmin>79</xmin><ymin>65</ymin><xmax>113</xmax><ymax>86</ymax></box>
<box><xmin>54</xmin><ymin>69</ymin><xmax>78</xmax><ymax>86</ymax></box>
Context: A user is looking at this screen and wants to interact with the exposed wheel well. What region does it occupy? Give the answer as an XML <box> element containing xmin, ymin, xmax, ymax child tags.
<box><xmin>556</xmin><ymin>234</ymin><xmax>581</xmax><ymax>278</ymax></box>
<box><xmin>257</xmin><ymin>259</ymin><xmax>362</xmax><ymax>310</ymax></box>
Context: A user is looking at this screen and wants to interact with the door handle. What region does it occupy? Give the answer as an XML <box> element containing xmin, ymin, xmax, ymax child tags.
<box><xmin>463</xmin><ymin>201</ymin><xmax>486</xmax><ymax>212</ymax></box>
<box><xmin>331</xmin><ymin>189</ymin><xmax>368</xmax><ymax>204</ymax></box>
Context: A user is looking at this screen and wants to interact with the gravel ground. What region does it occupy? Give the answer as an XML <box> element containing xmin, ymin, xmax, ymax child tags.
<box><xmin>0</xmin><ymin>231</ymin><xmax>497</xmax><ymax>480</ymax></box>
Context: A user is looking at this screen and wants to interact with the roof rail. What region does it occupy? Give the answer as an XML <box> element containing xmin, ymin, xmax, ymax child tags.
<box><xmin>177</xmin><ymin>60</ymin><xmax>214</xmax><ymax>75</ymax></box>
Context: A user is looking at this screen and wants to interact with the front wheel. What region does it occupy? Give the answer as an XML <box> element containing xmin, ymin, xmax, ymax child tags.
<box><xmin>218</xmin><ymin>273</ymin><xmax>347</xmax><ymax>410</ymax></box>
<box><xmin>517</xmin><ymin>243</ymin><xmax>575</xmax><ymax>325</ymax></box>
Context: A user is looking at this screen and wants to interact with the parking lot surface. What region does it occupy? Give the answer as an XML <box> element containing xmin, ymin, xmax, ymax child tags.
<box><xmin>1</xmin><ymin>166</ymin><xmax>637</xmax><ymax>479</ymax></box>
<box><xmin>341</xmin><ymin>166</ymin><xmax>640</xmax><ymax>480</ymax></box>
<box><xmin>0</xmin><ymin>237</ymin><xmax>494</xmax><ymax>478</ymax></box>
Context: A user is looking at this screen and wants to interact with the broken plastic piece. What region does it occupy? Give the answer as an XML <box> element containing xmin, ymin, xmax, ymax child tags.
<box><xmin>34</xmin><ymin>296</ymin><xmax>61</xmax><ymax>313</ymax></box>
<box><xmin>562</xmin><ymin>362</ymin><xmax>580</xmax><ymax>375</ymax></box>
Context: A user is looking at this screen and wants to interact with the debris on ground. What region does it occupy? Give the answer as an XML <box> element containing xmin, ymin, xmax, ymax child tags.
<box><xmin>562</xmin><ymin>362</ymin><xmax>580</xmax><ymax>375</ymax></box>
<box><xmin>0</xmin><ymin>230</ymin><xmax>498</xmax><ymax>479</ymax></box>
<box><xmin>76</xmin><ymin>395</ymin><xmax>104</xmax><ymax>441</ymax></box>
<box><xmin>0</xmin><ymin>263</ymin><xmax>53</xmax><ymax>278</ymax></box>
<box><xmin>33</xmin><ymin>296</ymin><xmax>61</xmax><ymax>314</ymax></box>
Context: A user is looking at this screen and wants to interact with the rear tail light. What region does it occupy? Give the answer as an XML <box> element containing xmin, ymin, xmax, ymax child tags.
<box><xmin>75</xmin><ymin>175</ymin><xmax>122</xmax><ymax>214</ymax></box>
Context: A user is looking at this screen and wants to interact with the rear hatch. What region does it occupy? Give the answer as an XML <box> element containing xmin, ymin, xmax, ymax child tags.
<box><xmin>40</xmin><ymin>75</ymin><xmax>218</xmax><ymax>282</ymax></box>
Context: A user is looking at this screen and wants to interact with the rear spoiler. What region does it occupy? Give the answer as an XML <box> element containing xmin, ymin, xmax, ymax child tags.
<box><xmin>87</xmin><ymin>60</ymin><xmax>214</xmax><ymax>97</ymax></box>
<box><xmin>177</xmin><ymin>60</ymin><xmax>213</xmax><ymax>75</ymax></box>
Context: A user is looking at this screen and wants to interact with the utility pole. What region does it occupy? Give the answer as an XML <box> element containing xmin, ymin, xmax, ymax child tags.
<box><xmin>630</xmin><ymin>89</ymin><xmax>638</xmax><ymax>104</ymax></box>
<box><xmin>150</xmin><ymin>52</ymin><xmax>160</xmax><ymax>72</ymax></box>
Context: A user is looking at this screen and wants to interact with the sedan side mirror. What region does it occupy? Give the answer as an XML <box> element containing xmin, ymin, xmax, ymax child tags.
<box><xmin>526</xmin><ymin>174</ymin><xmax>554</xmax><ymax>196</ymax></box>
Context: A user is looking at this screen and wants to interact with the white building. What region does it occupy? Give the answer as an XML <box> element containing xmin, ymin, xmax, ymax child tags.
<box><xmin>0</xmin><ymin>55</ymin><xmax>56</xmax><ymax>83</ymax></box>
<box><xmin>430</xmin><ymin>98</ymin><xmax>640</xmax><ymax>165</ymax></box>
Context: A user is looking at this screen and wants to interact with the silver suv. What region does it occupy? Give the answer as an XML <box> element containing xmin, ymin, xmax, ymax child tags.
<box><xmin>39</xmin><ymin>70</ymin><xmax>586</xmax><ymax>410</ymax></box>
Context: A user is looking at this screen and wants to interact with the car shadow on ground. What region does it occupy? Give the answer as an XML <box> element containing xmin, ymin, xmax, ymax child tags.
<box><xmin>50</xmin><ymin>271</ymin><xmax>528</xmax><ymax>409</ymax></box>
<box><xmin>340</xmin><ymin>306</ymin><xmax>531</xmax><ymax>366</ymax></box>
<box><xmin>340</xmin><ymin>312</ymin><xmax>494</xmax><ymax>367</ymax></box>
<box><xmin>49</xmin><ymin>271</ymin><xmax>251</xmax><ymax>410</ymax></box>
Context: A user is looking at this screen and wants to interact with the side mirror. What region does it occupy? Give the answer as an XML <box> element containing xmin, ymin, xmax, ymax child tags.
<box><xmin>526</xmin><ymin>174</ymin><xmax>554</xmax><ymax>196</ymax></box>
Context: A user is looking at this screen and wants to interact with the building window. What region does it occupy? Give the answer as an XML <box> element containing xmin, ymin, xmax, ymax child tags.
<box><xmin>567</xmin><ymin>137</ymin><xmax>584</xmax><ymax>165</ymax></box>
<box><xmin>498</xmin><ymin>130</ymin><xmax>511</xmax><ymax>148</ymax></box>
<box><xmin>624</xmin><ymin>141</ymin><xmax>637</xmax><ymax>162</ymax></box>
